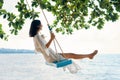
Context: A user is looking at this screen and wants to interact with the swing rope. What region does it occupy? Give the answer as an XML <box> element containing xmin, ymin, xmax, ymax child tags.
<box><xmin>25</xmin><ymin>0</ymin><xmax>60</xmax><ymax>55</ymax></box>
<box><xmin>24</xmin><ymin>0</ymin><xmax>73</xmax><ymax>69</ymax></box>
<box><xmin>35</xmin><ymin>0</ymin><xmax>66</xmax><ymax>60</ymax></box>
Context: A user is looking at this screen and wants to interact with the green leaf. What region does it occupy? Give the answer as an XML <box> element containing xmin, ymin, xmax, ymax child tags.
<box><xmin>0</xmin><ymin>24</ymin><xmax>7</xmax><ymax>40</ymax></box>
<box><xmin>0</xmin><ymin>34</ymin><xmax>3</xmax><ymax>39</ymax></box>
<box><xmin>0</xmin><ymin>24</ymin><xmax>2</xmax><ymax>27</ymax></box>
<box><xmin>20</xmin><ymin>0</ymin><xmax>24</xmax><ymax>3</ymax></box>
<box><xmin>3</xmin><ymin>14</ymin><xmax>6</xmax><ymax>18</ymax></box>
<box><xmin>10</xmin><ymin>29</ymin><xmax>14</xmax><ymax>34</ymax></box>
<box><xmin>0</xmin><ymin>0</ymin><xmax>3</xmax><ymax>9</ymax></box>
<box><xmin>14</xmin><ymin>29</ymin><xmax>18</xmax><ymax>35</ymax></box>
<box><xmin>97</xmin><ymin>24</ymin><xmax>103</xmax><ymax>30</ymax></box>
<box><xmin>84</xmin><ymin>24</ymin><xmax>90</xmax><ymax>29</ymax></box>
<box><xmin>0</xmin><ymin>9</ymin><xmax>7</xmax><ymax>13</ymax></box>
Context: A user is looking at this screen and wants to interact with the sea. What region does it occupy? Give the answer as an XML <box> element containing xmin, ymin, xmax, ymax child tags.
<box><xmin>0</xmin><ymin>53</ymin><xmax>119</xmax><ymax>80</ymax></box>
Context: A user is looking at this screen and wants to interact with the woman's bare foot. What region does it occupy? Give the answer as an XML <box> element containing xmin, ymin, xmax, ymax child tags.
<box><xmin>89</xmin><ymin>50</ymin><xmax>98</xmax><ymax>59</ymax></box>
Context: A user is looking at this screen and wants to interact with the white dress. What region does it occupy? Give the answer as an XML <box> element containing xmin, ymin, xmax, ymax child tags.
<box><xmin>33</xmin><ymin>34</ymin><xmax>80</xmax><ymax>73</ymax></box>
<box><xmin>33</xmin><ymin>34</ymin><xmax>64</xmax><ymax>62</ymax></box>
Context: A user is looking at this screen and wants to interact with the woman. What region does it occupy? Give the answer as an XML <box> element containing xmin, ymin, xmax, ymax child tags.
<box><xmin>29</xmin><ymin>20</ymin><xmax>98</xmax><ymax>63</ymax></box>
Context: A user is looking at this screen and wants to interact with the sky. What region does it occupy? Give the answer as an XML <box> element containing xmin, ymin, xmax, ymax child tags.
<box><xmin>0</xmin><ymin>0</ymin><xmax>120</xmax><ymax>54</ymax></box>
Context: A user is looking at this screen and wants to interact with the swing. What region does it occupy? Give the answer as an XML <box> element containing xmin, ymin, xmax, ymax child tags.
<box><xmin>46</xmin><ymin>25</ymin><xmax>73</xmax><ymax>68</ymax></box>
<box><xmin>36</xmin><ymin>0</ymin><xmax>73</xmax><ymax>68</ymax></box>
<box><xmin>26</xmin><ymin>0</ymin><xmax>73</xmax><ymax>68</ymax></box>
<box><xmin>46</xmin><ymin>28</ymin><xmax>73</xmax><ymax>68</ymax></box>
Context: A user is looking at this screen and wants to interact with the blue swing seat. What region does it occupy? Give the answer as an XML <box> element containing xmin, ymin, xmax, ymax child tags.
<box><xmin>46</xmin><ymin>59</ymin><xmax>72</xmax><ymax>68</ymax></box>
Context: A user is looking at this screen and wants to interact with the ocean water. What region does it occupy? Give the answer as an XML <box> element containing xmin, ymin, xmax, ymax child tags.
<box><xmin>0</xmin><ymin>53</ymin><xmax>119</xmax><ymax>80</ymax></box>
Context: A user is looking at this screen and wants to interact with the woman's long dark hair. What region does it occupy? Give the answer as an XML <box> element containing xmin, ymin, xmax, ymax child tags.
<box><xmin>29</xmin><ymin>20</ymin><xmax>41</xmax><ymax>37</ymax></box>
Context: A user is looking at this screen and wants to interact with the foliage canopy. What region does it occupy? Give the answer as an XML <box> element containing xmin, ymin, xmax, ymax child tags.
<box><xmin>0</xmin><ymin>0</ymin><xmax>120</xmax><ymax>40</ymax></box>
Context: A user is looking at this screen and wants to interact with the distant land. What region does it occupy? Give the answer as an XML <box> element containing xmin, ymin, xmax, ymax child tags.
<box><xmin>0</xmin><ymin>48</ymin><xmax>34</xmax><ymax>53</ymax></box>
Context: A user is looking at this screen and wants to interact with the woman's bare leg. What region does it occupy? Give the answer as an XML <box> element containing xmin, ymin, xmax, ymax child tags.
<box><xmin>61</xmin><ymin>50</ymin><xmax>98</xmax><ymax>59</ymax></box>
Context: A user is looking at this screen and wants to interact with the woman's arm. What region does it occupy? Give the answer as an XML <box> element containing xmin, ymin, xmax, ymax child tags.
<box><xmin>46</xmin><ymin>32</ymin><xmax>55</xmax><ymax>48</ymax></box>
